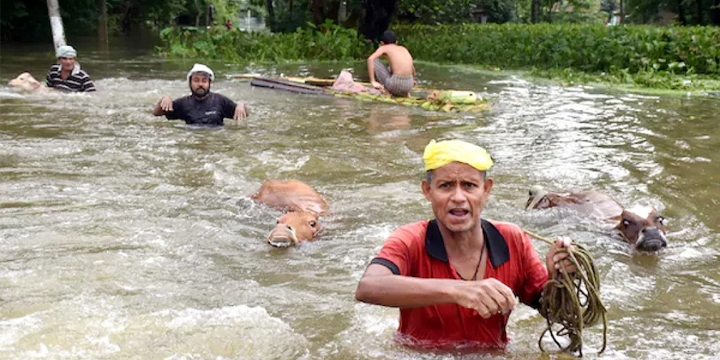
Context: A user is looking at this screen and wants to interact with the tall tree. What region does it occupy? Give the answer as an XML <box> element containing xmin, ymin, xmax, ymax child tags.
<box><xmin>677</xmin><ymin>0</ymin><xmax>687</xmax><ymax>24</ymax></box>
<box><xmin>695</xmin><ymin>0</ymin><xmax>704</xmax><ymax>23</ymax></box>
<box><xmin>97</xmin><ymin>0</ymin><xmax>108</xmax><ymax>46</ymax></box>
<box><xmin>359</xmin><ymin>0</ymin><xmax>398</xmax><ymax>41</ymax></box>
<box><xmin>711</xmin><ymin>0</ymin><xmax>720</xmax><ymax>24</ymax></box>
<box><xmin>532</xmin><ymin>0</ymin><xmax>540</xmax><ymax>22</ymax></box>
<box><xmin>265</xmin><ymin>0</ymin><xmax>276</xmax><ymax>30</ymax></box>
<box><xmin>310</xmin><ymin>0</ymin><xmax>325</xmax><ymax>24</ymax></box>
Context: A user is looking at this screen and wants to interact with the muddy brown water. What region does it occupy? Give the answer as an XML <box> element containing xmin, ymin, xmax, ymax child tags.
<box><xmin>1</xmin><ymin>38</ymin><xmax>719</xmax><ymax>360</ymax></box>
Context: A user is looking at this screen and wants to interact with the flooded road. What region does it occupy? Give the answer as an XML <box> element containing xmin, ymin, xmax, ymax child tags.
<box><xmin>1</xmin><ymin>38</ymin><xmax>719</xmax><ymax>360</ymax></box>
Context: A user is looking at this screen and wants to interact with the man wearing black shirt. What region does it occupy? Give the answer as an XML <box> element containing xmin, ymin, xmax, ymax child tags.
<box><xmin>153</xmin><ymin>64</ymin><xmax>249</xmax><ymax>126</ymax></box>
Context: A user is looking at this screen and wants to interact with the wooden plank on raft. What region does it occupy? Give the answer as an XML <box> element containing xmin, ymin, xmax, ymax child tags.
<box><xmin>249</xmin><ymin>77</ymin><xmax>333</xmax><ymax>96</ymax></box>
<box><xmin>233</xmin><ymin>74</ymin><xmax>363</xmax><ymax>87</ymax></box>
<box><xmin>233</xmin><ymin>73</ymin><xmax>436</xmax><ymax>92</ymax></box>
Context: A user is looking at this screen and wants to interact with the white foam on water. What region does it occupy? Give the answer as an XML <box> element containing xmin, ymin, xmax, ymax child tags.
<box><xmin>0</xmin><ymin>90</ymin><xmax>25</xmax><ymax>99</ymax></box>
<box><xmin>0</xmin><ymin>301</ymin><xmax>309</xmax><ymax>360</ymax></box>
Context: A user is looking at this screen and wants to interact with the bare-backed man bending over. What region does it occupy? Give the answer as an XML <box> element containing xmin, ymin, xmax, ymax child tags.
<box><xmin>367</xmin><ymin>30</ymin><xmax>416</xmax><ymax>97</ymax></box>
<box><xmin>153</xmin><ymin>64</ymin><xmax>249</xmax><ymax>126</ymax></box>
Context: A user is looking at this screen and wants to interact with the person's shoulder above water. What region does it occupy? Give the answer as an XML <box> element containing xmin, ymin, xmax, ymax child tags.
<box><xmin>387</xmin><ymin>220</ymin><xmax>430</xmax><ymax>244</ymax></box>
<box><xmin>485</xmin><ymin>220</ymin><xmax>525</xmax><ymax>239</ymax></box>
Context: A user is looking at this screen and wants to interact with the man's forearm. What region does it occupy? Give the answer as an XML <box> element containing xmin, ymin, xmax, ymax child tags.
<box><xmin>355</xmin><ymin>274</ymin><xmax>458</xmax><ymax>308</ymax></box>
<box><xmin>367</xmin><ymin>58</ymin><xmax>376</xmax><ymax>83</ymax></box>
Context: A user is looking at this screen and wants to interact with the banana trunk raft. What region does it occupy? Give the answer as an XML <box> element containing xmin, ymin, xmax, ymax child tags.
<box><xmin>244</xmin><ymin>76</ymin><xmax>490</xmax><ymax>113</ymax></box>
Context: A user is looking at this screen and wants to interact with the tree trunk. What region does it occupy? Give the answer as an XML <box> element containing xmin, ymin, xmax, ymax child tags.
<box><xmin>121</xmin><ymin>0</ymin><xmax>132</xmax><ymax>34</ymax></box>
<box><xmin>547</xmin><ymin>2</ymin><xmax>554</xmax><ymax>22</ymax></box>
<box><xmin>532</xmin><ymin>0</ymin><xmax>540</xmax><ymax>23</ymax></box>
<box><xmin>266</xmin><ymin>0</ymin><xmax>276</xmax><ymax>31</ymax></box>
<box><xmin>97</xmin><ymin>0</ymin><xmax>109</xmax><ymax>47</ymax></box>
<box><xmin>359</xmin><ymin>0</ymin><xmax>398</xmax><ymax>41</ymax></box>
<box><xmin>619</xmin><ymin>0</ymin><xmax>625</xmax><ymax>23</ymax></box>
<box><xmin>328</xmin><ymin>0</ymin><xmax>341</xmax><ymax>24</ymax></box>
<box><xmin>710</xmin><ymin>0</ymin><xmax>720</xmax><ymax>25</ymax></box>
<box><xmin>311</xmin><ymin>0</ymin><xmax>326</xmax><ymax>25</ymax></box>
<box><xmin>343</xmin><ymin>6</ymin><xmax>361</xmax><ymax>28</ymax></box>
<box><xmin>194</xmin><ymin>0</ymin><xmax>202</xmax><ymax>27</ymax></box>
<box><xmin>677</xmin><ymin>0</ymin><xmax>687</xmax><ymax>25</ymax></box>
<box><xmin>46</xmin><ymin>0</ymin><xmax>67</xmax><ymax>49</ymax></box>
<box><xmin>695</xmin><ymin>0</ymin><xmax>704</xmax><ymax>24</ymax></box>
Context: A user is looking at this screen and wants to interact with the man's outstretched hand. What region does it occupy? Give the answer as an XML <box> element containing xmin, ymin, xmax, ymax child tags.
<box><xmin>234</xmin><ymin>103</ymin><xmax>249</xmax><ymax>120</ymax></box>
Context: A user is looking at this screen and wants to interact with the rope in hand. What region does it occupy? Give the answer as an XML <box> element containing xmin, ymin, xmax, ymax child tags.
<box><xmin>524</xmin><ymin>229</ymin><xmax>608</xmax><ymax>357</ymax></box>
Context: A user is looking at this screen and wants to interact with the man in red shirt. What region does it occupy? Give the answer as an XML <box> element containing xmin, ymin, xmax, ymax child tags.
<box><xmin>355</xmin><ymin>139</ymin><xmax>576</xmax><ymax>350</ymax></box>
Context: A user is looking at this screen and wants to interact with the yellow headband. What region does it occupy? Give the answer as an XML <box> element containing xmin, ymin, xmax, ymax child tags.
<box><xmin>423</xmin><ymin>139</ymin><xmax>493</xmax><ymax>172</ymax></box>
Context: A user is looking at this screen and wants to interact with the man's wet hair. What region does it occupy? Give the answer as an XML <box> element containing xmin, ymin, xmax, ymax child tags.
<box><xmin>379</xmin><ymin>30</ymin><xmax>397</xmax><ymax>44</ymax></box>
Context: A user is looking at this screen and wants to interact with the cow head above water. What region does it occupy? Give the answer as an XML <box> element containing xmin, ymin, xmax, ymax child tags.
<box><xmin>616</xmin><ymin>205</ymin><xmax>668</xmax><ymax>252</ymax></box>
<box><xmin>250</xmin><ymin>179</ymin><xmax>329</xmax><ymax>248</ymax></box>
<box><xmin>8</xmin><ymin>72</ymin><xmax>47</xmax><ymax>92</ymax></box>
<box><xmin>526</xmin><ymin>185</ymin><xmax>668</xmax><ymax>252</ymax></box>
<box><xmin>266</xmin><ymin>210</ymin><xmax>323</xmax><ymax>248</ymax></box>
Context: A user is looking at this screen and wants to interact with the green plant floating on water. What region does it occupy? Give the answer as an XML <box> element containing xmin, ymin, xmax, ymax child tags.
<box><xmin>332</xmin><ymin>90</ymin><xmax>489</xmax><ymax>113</ymax></box>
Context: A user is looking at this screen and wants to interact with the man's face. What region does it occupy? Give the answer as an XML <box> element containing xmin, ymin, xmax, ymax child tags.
<box><xmin>190</xmin><ymin>73</ymin><xmax>211</xmax><ymax>97</ymax></box>
<box><xmin>59</xmin><ymin>57</ymin><xmax>75</xmax><ymax>71</ymax></box>
<box><xmin>422</xmin><ymin>162</ymin><xmax>493</xmax><ymax>233</ymax></box>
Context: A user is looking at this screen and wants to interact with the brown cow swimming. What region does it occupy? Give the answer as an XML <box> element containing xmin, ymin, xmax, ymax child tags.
<box><xmin>8</xmin><ymin>72</ymin><xmax>52</xmax><ymax>92</ymax></box>
<box><xmin>526</xmin><ymin>185</ymin><xmax>668</xmax><ymax>252</ymax></box>
<box><xmin>251</xmin><ymin>179</ymin><xmax>328</xmax><ymax>248</ymax></box>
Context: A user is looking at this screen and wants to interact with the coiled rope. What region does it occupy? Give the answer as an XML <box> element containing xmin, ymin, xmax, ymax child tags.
<box><xmin>524</xmin><ymin>229</ymin><xmax>608</xmax><ymax>357</ymax></box>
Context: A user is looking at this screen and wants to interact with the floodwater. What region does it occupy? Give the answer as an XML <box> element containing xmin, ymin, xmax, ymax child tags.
<box><xmin>1</xmin><ymin>37</ymin><xmax>719</xmax><ymax>360</ymax></box>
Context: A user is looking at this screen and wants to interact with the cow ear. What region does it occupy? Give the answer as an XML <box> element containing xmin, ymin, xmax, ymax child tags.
<box><xmin>31</xmin><ymin>81</ymin><xmax>41</xmax><ymax>90</ymax></box>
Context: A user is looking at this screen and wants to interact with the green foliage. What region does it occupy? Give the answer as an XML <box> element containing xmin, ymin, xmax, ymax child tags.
<box><xmin>160</xmin><ymin>22</ymin><xmax>720</xmax><ymax>82</ymax></box>
<box><xmin>397</xmin><ymin>0</ymin><xmax>518</xmax><ymax>24</ymax></box>
<box><xmin>394</xmin><ymin>23</ymin><xmax>720</xmax><ymax>75</ymax></box>
<box><xmin>624</xmin><ymin>0</ymin><xmax>716</xmax><ymax>24</ymax></box>
<box><xmin>531</xmin><ymin>67</ymin><xmax>720</xmax><ymax>90</ymax></box>
<box><xmin>397</xmin><ymin>0</ymin><xmax>473</xmax><ymax>23</ymax></box>
<box><xmin>157</xmin><ymin>20</ymin><xmax>370</xmax><ymax>62</ymax></box>
<box><xmin>271</xmin><ymin>0</ymin><xmax>313</xmax><ymax>33</ymax></box>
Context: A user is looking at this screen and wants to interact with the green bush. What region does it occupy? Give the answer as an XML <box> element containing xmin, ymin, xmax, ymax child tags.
<box><xmin>158</xmin><ymin>22</ymin><xmax>720</xmax><ymax>90</ymax></box>
<box><xmin>394</xmin><ymin>23</ymin><xmax>720</xmax><ymax>75</ymax></box>
<box><xmin>157</xmin><ymin>21</ymin><xmax>370</xmax><ymax>62</ymax></box>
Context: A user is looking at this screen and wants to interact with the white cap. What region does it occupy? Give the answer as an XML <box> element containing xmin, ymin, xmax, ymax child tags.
<box><xmin>187</xmin><ymin>64</ymin><xmax>214</xmax><ymax>81</ymax></box>
<box><xmin>56</xmin><ymin>45</ymin><xmax>77</xmax><ymax>59</ymax></box>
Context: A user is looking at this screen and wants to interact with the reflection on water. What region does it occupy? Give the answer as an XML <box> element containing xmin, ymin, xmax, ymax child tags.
<box><xmin>1</xmin><ymin>39</ymin><xmax>720</xmax><ymax>360</ymax></box>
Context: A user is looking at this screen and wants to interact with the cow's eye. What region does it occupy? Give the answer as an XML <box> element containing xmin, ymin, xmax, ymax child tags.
<box><xmin>622</xmin><ymin>219</ymin><xmax>631</xmax><ymax>227</ymax></box>
<box><xmin>309</xmin><ymin>221</ymin><xmax>317</xmax><ymax>227</ymax></box>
